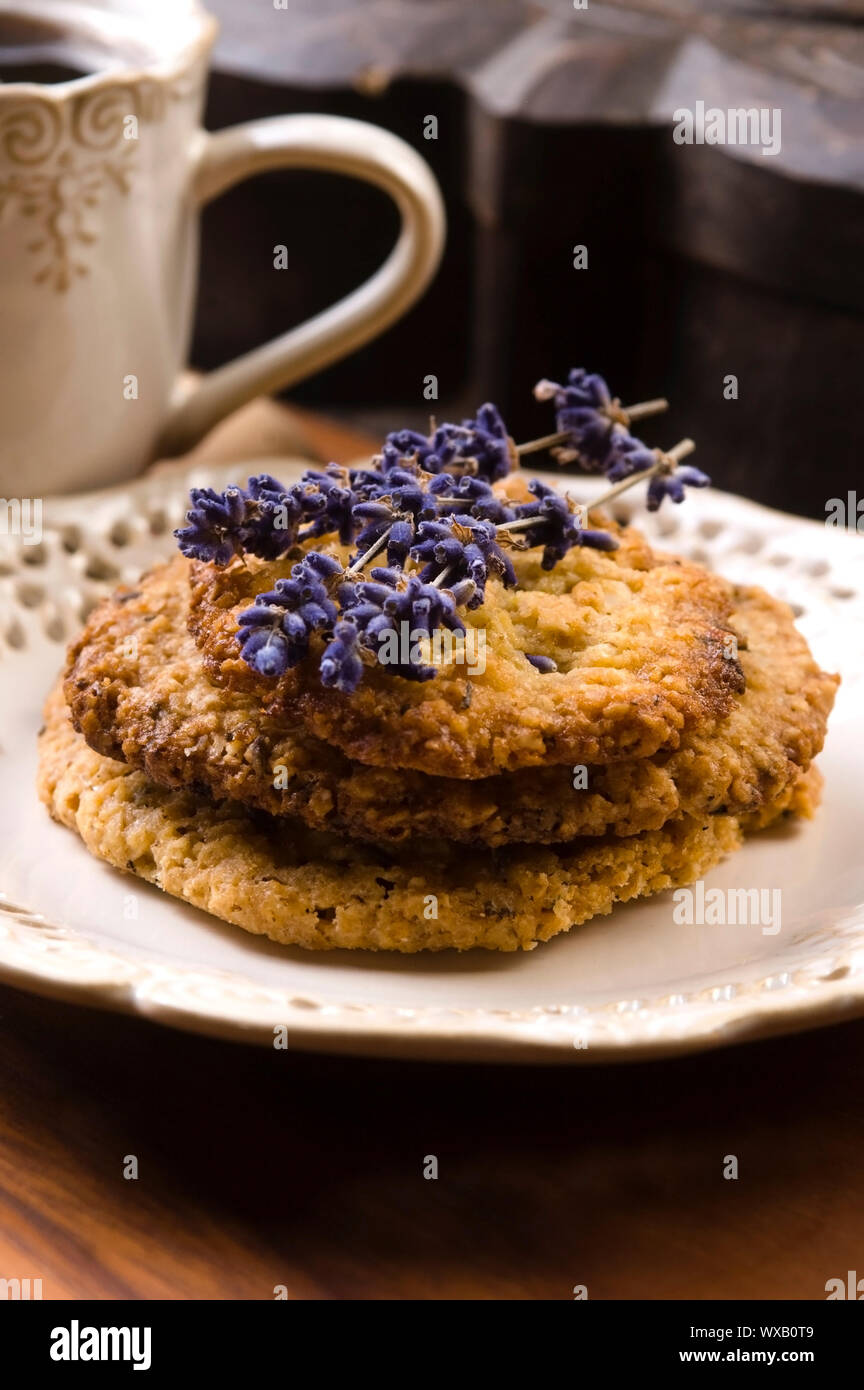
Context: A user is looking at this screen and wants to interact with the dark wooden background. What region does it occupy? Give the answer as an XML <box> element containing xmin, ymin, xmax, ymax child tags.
<box><xmin>189</xmin><ymin>0</ymin><xmax>864</xmax><ymax>519</ymax></box>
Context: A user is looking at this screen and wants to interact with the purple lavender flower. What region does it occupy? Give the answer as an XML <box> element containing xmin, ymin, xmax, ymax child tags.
<box><xmin>427</xmin><ymin>473</ymin><xmax>516</xmax><ymax>525</ymax></box>
<box><xmin>384</xmin><ymin>469</ymin><xmax>435</xmax><ymax>516</ymax></box>
<box><xmin>533</xmin><ymin>369</ymin><xmax>630</xmax><ymax>473</ymax></box>
<box><xmin>525</xmin><ymin>653</ymin><xmax>558</xmax><ymax>673</ymax></box>
<box><xmin>319</xmin><ymin>621</ymin><xmax>365</xmax><ymax>692</ymax></box>
<box><xmin>241</xmin><ymin>474</ymin><xmax>308</xmax><ymax>559</ymax></box>
<box><xmin>535</xmin><ymin>369</ymin><xmax>611</xmax><ymax>413</ymax></box>
<box><xmin>386</xmin><ymin>519</ymin><xmax>415</xmax><ymax>566</ymax></box>
<box><xmin>338</xmin><ymin>569</ymin><xmax>404</xmax><ymax>644</ymax></box>
<box><xmin>339</xmin><ymin>568</ymin><xmax>466</xmax><ymax>681</ymax></box>
<box><xmin>646</xmin><ymin>465</ymin><xmax>710</xmax><ymax>511</ymax></box>
<box><xmin>530</xmin><ymin>366</ymin><xmax>661</xmax><ymax>475</ymax></box>
<box><xmin>351</xmin><ymin>500</ymin><xmax>401</xmax><ymax>565</ymax></box>
<box><xmin>379</xmin><ymin>432</ymin><xmax>428</xmax><ymax>474</ymax></box>
<box><xmin>377</xmin><ymin>574</ymin><xmax>465</xmax><ymax>680</ymax></box>
<box><xmin>304</xmin><ymin>467</ymin><xmax>430</xmax><ymax>553</ymax></box>
<box><xmin>176</xmin><ymin>474</ymin><xmax>325</xmax><ymax>566</ymax></box>
<box><xmin>295</xmin><ymin>466</ymin><xmax>357</xmax><ymax>545</ymax></box>
<box><xmin>236</xmin><ymin>620</ymin><xmax>297</xmax><ymax>678</ymax></box>
<box><xmin>245</xmin><ymin>473</ymin><xmax>293</xmax><ymax>509</ymax></box>
<box><xmin>604</xmin><ymin>434</ymin><xmax>656</xmax><ymax>483</ymax></box>
<box><xmin>350</xmin><ymin>468</ymin><xmax>445</xmax><ymax>566</ymax></box>
<box><xmin>390</xmin><ymin>573</ymin><xmax>464</xmax><ymax>634</ymax></box>
<box><xmin>347</xmin><ymin>463</ymin><xmax>390</xmax><ymax>499</ymax></box>
<box><xmin>263</xmin><ymin>551</ymin><xmax>342</xmax><ymax>616</ymax></box>
<box><xmin>385</xmin><ymin>403</ymin><xmax>513</xmax><ymax>481</ymax></box>
<box><xmin>412</xmin><ymin>516</ymin><xmax>516</xmax><ymax>605</ymax></box>
<box><xmin>237</xmin><ymin>551</ymin><xmax>341</xmax><ymax>677</ymax></box>
<box><xmin>512</xmin><ymin>481</ymin><xmax>618</xmax><ymax>570</ymax></box>
<box><xmin>454</xmin><ymin>403</ymin><xmax>513</xmax><ymax>480</ymax></box>
<box><xmin>175</xmin><ymin>485</ymin><xmax>247</xmax><ymax>565</ymax></box>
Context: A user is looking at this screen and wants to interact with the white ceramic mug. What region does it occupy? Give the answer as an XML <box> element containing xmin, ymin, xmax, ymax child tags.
<box><xmin>0</xmin><ymin>0</ymin><xmax>445</xmax><ymax>494</ymax></box>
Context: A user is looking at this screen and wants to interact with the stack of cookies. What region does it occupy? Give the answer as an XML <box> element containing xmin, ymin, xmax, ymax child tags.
<box><xmin>39</xmin><ymin>465</ymin><xmax>838</xmax><ymax>952</ymax></box>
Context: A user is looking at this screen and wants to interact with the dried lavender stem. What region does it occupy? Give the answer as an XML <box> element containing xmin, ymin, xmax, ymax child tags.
<box><xmin>345</xmin><ymin>527</ymin><xmax>390</xmax><ymax>576</ymax></box>
<box><xmin>665</xmin><ymin>437</ymin><xmax>696</xmax><ymax>463</ymax></box>
<box><xmin>590</xmin><ymin>439</ymin><xmax>696</xmax><ymax>510</ymax></box>
<box><xmin>623</xmin><ymin>397</ymin><xmax>668</xmax><ymax>421</ymax></box>
<box><xmin>496</xmin><ymin>514</ymin><xmax>546</xmax><ymax>534</ymax></box>
<box><xmin>515</xmin><ymin>430</ymin><xmax>568</xmax><ymax>457</ymax></box>
<box><xmin>515</xmin><ymin>398</ymin><xmax>669</xmax><ymax>457</ymax></box>
<box><xmin>430</xmin><ymin>566</ymin><xmax>453</xmax><ymax>589</ymax></box>
<box><xmin>495</xmin><ymin>501</ymin><xmax>581</xmax><ymax>534</ymax></box>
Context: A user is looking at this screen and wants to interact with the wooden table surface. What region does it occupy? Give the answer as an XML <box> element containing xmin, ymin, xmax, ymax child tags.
<box><xmin>2</xmin><ymin>983</ymin><xmax>863</xmax><ymax>1301</ymax></box>
<box><xmin>1</xmin><ymin>401</ymin><xmax>860</xmax><ymax>1301</ymax></box>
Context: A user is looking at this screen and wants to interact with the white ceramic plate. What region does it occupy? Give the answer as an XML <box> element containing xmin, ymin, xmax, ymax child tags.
<box><xmin>1</xmin><ymin>460</ymin><xmax>862</xmax><ymax>1062</ymax></box>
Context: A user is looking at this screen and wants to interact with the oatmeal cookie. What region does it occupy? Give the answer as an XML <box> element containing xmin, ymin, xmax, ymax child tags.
<box><xmin>40</xmin><ymin>683</ymin><xmax>817</xmax><ymax>953</ymax></box>
<box><xmin>64</xmin><ymin>559</ymin><xmax>837</xmax><ymax>847</ymax></box>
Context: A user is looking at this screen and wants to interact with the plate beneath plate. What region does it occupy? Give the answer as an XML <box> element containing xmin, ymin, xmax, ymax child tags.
<box><xmin>1</xmin><ymin>460</ymin><xmax>862</xmax><ymax>1062</ymax></box>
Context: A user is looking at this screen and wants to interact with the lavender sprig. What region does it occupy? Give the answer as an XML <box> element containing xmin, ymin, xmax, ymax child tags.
<box><xmin>525</xmin><ymin>369</ymin><xmax>668</xmax><ymax>475</ymax></box>
<box><xmin>589</xmin><ymin>439</ymin><xmax>707</xmax><ymax>513</ymax></box>
<box><xmin>499</xmin><ymin>482</ymin><xmax>619</xmax><ymax>569</ymax></box>
<box><xmin>175</xmin><ymin>474</ymin><xmax>322</xmax><ymax>563</ymax></box>
<box><xmin>236</xmin><ymin>552</ymin><xmax>341</xmax><ymax>678</ymax></box>
<box><xmin>175</xmin><ymin>485</ymin><xmax>248</xmax><ymax>565</ymax></box>
<box><xmin>175</xmin><ymin>370</ymin><xmax>712</xmax><ymax>693</ymax></box>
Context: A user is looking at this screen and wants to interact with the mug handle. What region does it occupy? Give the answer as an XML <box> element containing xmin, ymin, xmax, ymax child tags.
<box><xmin>156</xmin><ymin>114</ymin><xmax>445</xmax><ymax>458</ymax></box>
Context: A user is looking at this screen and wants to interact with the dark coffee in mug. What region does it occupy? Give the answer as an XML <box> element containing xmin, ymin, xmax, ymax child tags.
<box><xmin>0</xmin><ymin>15</ymin><xmax>151</xmax><ymax>84</ymax></box>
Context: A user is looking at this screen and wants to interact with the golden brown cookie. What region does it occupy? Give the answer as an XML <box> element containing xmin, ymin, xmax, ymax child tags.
<box><xmin>64</xmin><ymin>558</ymin><xmax>837</xmax><ymax>847</ymax></box>
<box><xmin>186</xmin><ymin>513</ymin><xmax>748</xmax><ymax>777</ymax></box>
<box><xmin>40</xmin><ymin>683</ymin><xmax>817</xmax><ymax>953</ymax></box>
